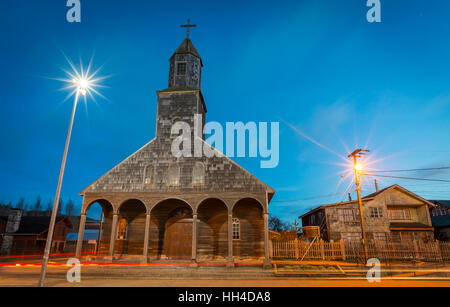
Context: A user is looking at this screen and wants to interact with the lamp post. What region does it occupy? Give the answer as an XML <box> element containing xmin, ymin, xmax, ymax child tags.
<box><xmin>348</xmin><ymin>148</ymin><xmax>370</xmax><ymax>263</ymax></box>
<box><xmin>38</xmin><ymin>77</ymin><xmax>91</xmax><ymax>287</ymax></box>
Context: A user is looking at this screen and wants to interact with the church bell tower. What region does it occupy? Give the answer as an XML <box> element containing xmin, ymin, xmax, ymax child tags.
<box><xmin>168</xmin><ymin>20</ymin><xmax>203</xmax><ymax>89</ymax></box>
<box><xmin>155</xmin><ymin>20</ymin><xmax>206</xmax><ymax>141</ymax></box>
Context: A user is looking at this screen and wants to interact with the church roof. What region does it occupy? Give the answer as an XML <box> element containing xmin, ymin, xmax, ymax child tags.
<box><xmin>170</xmin><ymin>38</ymin><xmax>202</xmax><ymax>64</ymax></box>
<box><xmin>79</xmin><ymin>138</ymin><xmax>275</xmax><ymax>197</ymax></box>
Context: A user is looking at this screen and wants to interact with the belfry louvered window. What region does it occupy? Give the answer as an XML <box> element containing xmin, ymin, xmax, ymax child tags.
<box><xmin>176</xmin><ymin>62</ymin><xmax>187</xmax><ymax>76</ymax></box>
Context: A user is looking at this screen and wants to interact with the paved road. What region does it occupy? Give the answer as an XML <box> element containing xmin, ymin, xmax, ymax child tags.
<box><xmin>0</xmin><ymin>269</ymin><xmax>449</xmax><ymax>287</ymax></box>
<box><xmin>2</xmin><ymin>277</ymin><xmax>450</xmax><ymax>287</ymax></box>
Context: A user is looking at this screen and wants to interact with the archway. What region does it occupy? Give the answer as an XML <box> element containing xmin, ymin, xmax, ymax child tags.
<box><xmin>232</xmin><ymin>198</ymin><xmax>265</xmax><ymax>259</ymax></box>
<box><xmin>150</xmin><ymin>199</ymin><xmax>193</xmax><ymax>260</ymax></box>
<box><xmin>197</xmin><ymin>198</ymin><xmax>228</xmax><ymax>261</ymax></box>
<box><xmin>115</xmin><ymin>199</ymin><xmax>147</xmax><ymax>256</ymax></box>
<box><xmin>81</xmin><ymin>199</ymin><xmax>114</xmax><ymax>255</ymax></box>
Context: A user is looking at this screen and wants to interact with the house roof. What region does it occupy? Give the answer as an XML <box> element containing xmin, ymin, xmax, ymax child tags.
<box><xmin>364</xmin><ymin>184</ymin><xmax>436</xmax><ymax>208</ymax></box>
<box><xmin>11</xmin><ymin>216</ymin><xmax>72</xmax><ymax>235</ymax></box>
<box><xmin>64</xmin><ymin>215</ymin><xmax>100</xmax><ymax>232</ymax></box>
<box><xmin>299</xmin><ymin>184</ymin><xmax>435</xmax><ymax>219</ymax></box>
<box><xmin>362</xmin><ymin>185</ymin><xmax>392</xmax><ymax>199</ymax></box>
<box><xmin>299</xmin><ymin>200</ymin><xmax>359</xmax><ymax>219</ymax></box>
<box><xmin>431</xmin><ymin>215</ymin><xmax>450</xmax><ymax>228</ymax></box>
<box><xmin>66</xmin><ymin>229</ymin><xmax>100</xmax><ymax>242</ymax></box>
<box><xmin>430</xmin><ymin>200</ymin><xmax>450</xmax><ymax>208</ymax></box>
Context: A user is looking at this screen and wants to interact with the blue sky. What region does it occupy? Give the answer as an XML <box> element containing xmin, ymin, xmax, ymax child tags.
<box><xmin>0</xmin><ymin>0</ymin><xmax>449</xmax><ymax>223</ymax></box>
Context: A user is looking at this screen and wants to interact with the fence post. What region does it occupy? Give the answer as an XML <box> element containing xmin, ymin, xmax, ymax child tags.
<box><xmin>340</xmin><ymin>239</ymin><xmax>346</xmax><ymax>261</ymax></box>
<box><xmin>412</xmin><ymin>240</ymin><xmax>419</xmax><ymax>260</ymax></box>
<box><xmin>435</xmin><ymin>241</ymin><xmax>443</xmax><ymax>262</ymax></box>
<box><xmin>320</xmin><ymin>240</ymin><xmax>325</xmax><ymax>260</ymax></box>
<box><xmin>295</xmin><ymin>238</ymin><xmax>299</xmax><ymax>260</ymax></box>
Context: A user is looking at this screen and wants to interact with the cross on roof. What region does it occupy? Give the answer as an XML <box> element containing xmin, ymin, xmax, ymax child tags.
<box><xmin>181</xmin><ymin>19</ymin><xmax>196</xmax><ymax>38</ymax></box>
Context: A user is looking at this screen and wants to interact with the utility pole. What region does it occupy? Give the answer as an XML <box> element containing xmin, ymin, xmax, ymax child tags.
<box><xmin>348</xmin><ymin>148</ymin><xmax>370</xmax><ymax>263</ymax></box>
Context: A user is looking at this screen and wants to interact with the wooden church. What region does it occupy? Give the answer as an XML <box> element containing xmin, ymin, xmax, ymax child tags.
<box><xmin>75</xmin><ymin>23</ymin><xmax>275</xmax><ymax>266</ymax></box>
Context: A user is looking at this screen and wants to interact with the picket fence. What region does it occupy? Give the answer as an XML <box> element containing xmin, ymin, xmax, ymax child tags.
<box><xmin>271</xmin><ymin>239</ymin><xmax>450</xmax><ymax>262</ymax></box>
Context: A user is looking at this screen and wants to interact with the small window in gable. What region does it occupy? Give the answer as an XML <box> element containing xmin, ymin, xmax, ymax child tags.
<box><xmin>192</xmin><ymin>162</ymin><xmax>205</xmax><ymax>185</ymax></box>
<box><xmin>144</xmin><ymin>165</ymin><xmax>153</xmax><ymax>185</ymax></box>
<box><xmin>168</xmin><ymin>164</ymin><xmax>180</xmax><ymax>186</ymax></box>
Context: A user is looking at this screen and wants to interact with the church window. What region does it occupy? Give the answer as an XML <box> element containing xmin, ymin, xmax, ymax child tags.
<box><xmin>168</xmin><ymin>164</ymin><xmax>180</xmax><ymax>186</ymax></box>
<box><xmin>232</xmin><ymin>218</ymin><xmax>240</xmax><ymax>240</ymax></box>
<box><xmin>144</xmin><ymin>165</ymin><xmax>153</xmax><ymax>185</ymax></box>
<box><xmin>176</xmin><ymin>62</ymin><xmax>187</xmax><ymax>76</ymax></box>
<box><xmin>117</xmin><ymin>218</ymin><xmax>128</xmax><ymax>240</ymax></box>
<box><xmin>192</xmin><ymin>162</ymin><xmax>205</xmax><ymax>185</ymax></box>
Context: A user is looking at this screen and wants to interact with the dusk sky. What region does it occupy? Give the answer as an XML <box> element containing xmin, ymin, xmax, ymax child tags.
<box><xmin>1</xmin><ymin>0</ymin><xmax>449</xmax><ymax>222</ymax></box>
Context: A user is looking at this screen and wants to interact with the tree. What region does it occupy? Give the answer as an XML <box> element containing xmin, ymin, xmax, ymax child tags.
<box><xmin>57</xmin><ymin>198</ymin><xmax>64</xmax><ymax>216</ymax></box>
<box><xmin>269</xmin><ymin>215</ymin><xmax>289</xmax><ymax>232</ymax></box>
<box><xmin>46</xmin><ymin>199</ymin><xmax>52</xmax><ymax>216</ymax></box>
<box><xmin>16</xmin><ymin>197</ymin><xmax>25</xmax><ymax>210</ymax></box>
<box><xmin>65</xmin><ymin>199</ymin><xmax>75</xmax><ymax>216</ymax></box>
<box><xmin>34</xmin><ymin>195</ymin><xmax>42</xmax><ymax>211</ymax></box>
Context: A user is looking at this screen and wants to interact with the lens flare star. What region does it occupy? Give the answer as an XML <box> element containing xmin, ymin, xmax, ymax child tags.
<box><xmin>54</xmin><ymin>54</ymin><xmax>110</xmax><ymax>109</ymax></box>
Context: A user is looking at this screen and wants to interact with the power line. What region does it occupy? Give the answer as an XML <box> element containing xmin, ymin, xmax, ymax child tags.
<box><xmin>369</xmin><ymin>166</ymin><xmax>450</xmax><ymax>173</ymax></box>
<box><xmin>365</xmin><ymin>173</ymin><xmax>450</xmax><ymax>183</ymax></box>
<box><xmin>272</xmin><ymin>191</ymin><xmax>349</xmax><ymax>203</ymax></box>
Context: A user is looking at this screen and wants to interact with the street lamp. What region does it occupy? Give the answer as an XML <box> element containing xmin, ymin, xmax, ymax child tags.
<box><xmin>348</xmin><ymin>149</ymin><xmax>370</xmax><ymax>263</ymax></box>
<box><xmin>38</xmin><ymin>63</ymin><xmax>102</xmax><ymax>287</ymax></box>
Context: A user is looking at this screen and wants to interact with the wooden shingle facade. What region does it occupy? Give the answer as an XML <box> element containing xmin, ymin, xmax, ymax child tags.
<box><xmin>75</xmin><ymin>35</ymin><xmax>274</xmax><ymax>266</ymax></box>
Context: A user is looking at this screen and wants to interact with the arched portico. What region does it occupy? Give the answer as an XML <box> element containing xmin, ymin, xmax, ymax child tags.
<box><xmin>149</xmin><ymin>198</ymin><xmax>194</xmax><ymax>260</ymax></box>
<box><xmin>197</xmin><ymin>198</ymin><xmax>228</xmax><ymax>261</ymax></box>
<box><xmin>232</xmin><ymin>198</ymin><xmax>265</xmax><ymax>260</ymax></box>
<box><xmin>75</xmin><ymin>199</ymin><xmax>114</xmax><ymax>258</ymax></box>
<box><xmin>113</xmin><ymin>199</ymin><xmax>147</xmax><ymax>256</ymax></box>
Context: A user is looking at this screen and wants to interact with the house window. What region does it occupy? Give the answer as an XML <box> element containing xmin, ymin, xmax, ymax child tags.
<box><xmin>432</xmin><ymin>207</ymin><xmax>449</xmax><ymax>217</ymax></box>
<box><xmin>232</xmin><ymin>218</ymin><xmax>240</xmax><ymax>240</ymax></box>
<box><xmin>388</xmin><ymin>208</ymin><xmax>411</xmax><ymax>220</ymax></box>
<box><xmin>341</xmin><ymin>232</ymin><xmax>361</xmax><ymax>241</ymax></box>
<box><xmin>192</xmin><ymin>162</ymin><xmax>205</xmax><ymax>185</ymax></box>
<box><xmin>117</xmin><ymin>218</ymin><xmax>128</xmax><ymax>240</ymax></box>
<box><xmin>168</xmin><ymin>164</ymin><xmax>180</xmax><ymax>186</ymax></box>
<box><xmin>370</xmin><ymin>207</ymin><xmax>383</xmax><ymax>218</ymax></box>
<box><xmin>338</xmin><ymin>209</ymin><xmax>357</xmax><ymax>223</ymax></box>
<box><xmin>176</xmin><ymin>62</ymin><xmax>187</xmax><ymax>76</ymax></box>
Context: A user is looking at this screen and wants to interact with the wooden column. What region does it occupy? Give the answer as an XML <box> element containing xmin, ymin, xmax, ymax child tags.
<box><xmin>227</xmin><ymin>213</ymin><xmax>234</xmax><ymax>265</ymax></box>
<box><xmin>109</xmin><ymin>213</ymin><xmax>119</xmax><ymax>257</ymax></box>
<box><xmin>263</xmin><ymin>212</ymin><xmax>271</xmax><ymax>267</ymax></box>
<box><xmin>191</xmin><ymin>214</ymin><xmax>197</xmax><ymax>262</ymax></box>
<box><xmin>143</xmin><ymin>213</ymin><xmax>151</xmax><ymax>259</ymax></box>
<box><xmin>75</xmin><ymin>214</ymin><xmax>87</xmax><ymax>258</ymax></box>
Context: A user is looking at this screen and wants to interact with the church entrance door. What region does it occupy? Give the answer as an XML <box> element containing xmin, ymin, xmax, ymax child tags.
<box><xmin>163</xmin><ymin>215</ymin><xmax>192</xmax><ymax>259</ymax></box>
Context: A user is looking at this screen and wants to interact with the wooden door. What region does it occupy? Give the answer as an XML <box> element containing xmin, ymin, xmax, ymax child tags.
<box><xmin>163</xmin><ymin>218</ymin><xmax>192</xmax><ymax>259</ymax></box>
